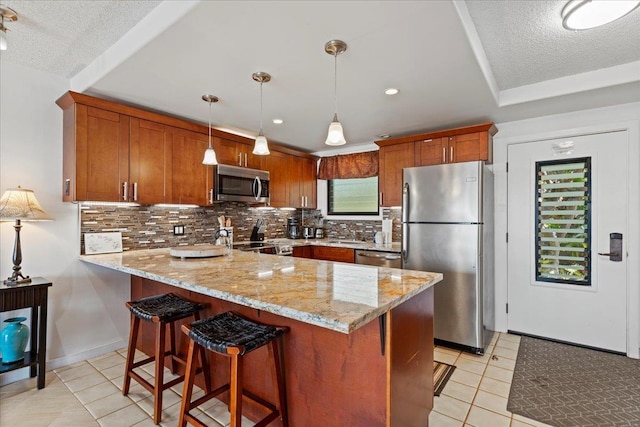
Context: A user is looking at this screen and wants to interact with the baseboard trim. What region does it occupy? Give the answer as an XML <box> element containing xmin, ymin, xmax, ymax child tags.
<box><xmin>0</xmin><ymin>340</ymin><xmax>127</xmax><ymax>387</ymax></box>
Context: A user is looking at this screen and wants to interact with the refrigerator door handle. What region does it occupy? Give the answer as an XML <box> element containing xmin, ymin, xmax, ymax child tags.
<box><xmin>402</xmin><ymin>183</ymin><xmax>409</xmax><ymax>223</ymax></box>
<box><xmin>402</xmin><ymin>222</ymin><xmax>408</xmax><ymax>263</ymax></box>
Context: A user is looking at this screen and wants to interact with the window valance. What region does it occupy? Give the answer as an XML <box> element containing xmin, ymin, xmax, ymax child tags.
<box><xmin>317</xmin><ymin>151</ymin><xmax>379</xmax><ymax>180</ymax></box>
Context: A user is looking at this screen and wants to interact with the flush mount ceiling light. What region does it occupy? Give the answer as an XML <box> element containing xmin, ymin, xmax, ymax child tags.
<box><xmin>0</xmin><ymin>5</ymin><xmax>18</xmax><ymax>51</ymax></box>
<box><xmin>252</xmin><ymin>71</ymin><xmax>271</xmax><ymax>155</ymax></box>
<box><xmin>561</xmin><ymin>0</ymin><xmax>640</xmax><ymax>30</ymax></box>
<box><xmin>201</xmin><ymin>95</ymin><xmax>219</xmax><ymax>165</ymax></box>
<box><xmin>324</xmin><ymin>39</ymin><xmax>348</xmax><ymax>146</ymax></box>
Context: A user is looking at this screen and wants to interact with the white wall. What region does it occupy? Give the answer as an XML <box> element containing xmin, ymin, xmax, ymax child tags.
<box><xmin>493</xmin><ymin>101</ymin><xmax>640</xmax><ymax>357</ymax></box>
<box><xmin>0</xmin><ymin>62</ymin><xmax>130</xmax><ymax>384</ymax></box>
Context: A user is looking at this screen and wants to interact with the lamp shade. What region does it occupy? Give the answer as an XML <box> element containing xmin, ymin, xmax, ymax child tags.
<box><xmin>325</xmin><ymin>114</ymin><xmax>347</xmax><ymax>146</ymax></box>
<box><xmin>202</xmin><ymin>147</ymin><xmax>218</xmax><ymax>165</ymax></box>
<box><xmin>0</xmin><ymin>187</ymin><xmax>53</xmax><ymax>221</ymax></box>
<box><xmin>253</xmin><ymin>133</ymin><xmax>270</xmax><ymax>155</ymax></box>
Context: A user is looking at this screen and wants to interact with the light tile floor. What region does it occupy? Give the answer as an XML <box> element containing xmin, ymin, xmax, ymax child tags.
<box><xmin>0</xmin><ymin>333</ymin><xmax>554</xmax><ymax>427</ymax></box>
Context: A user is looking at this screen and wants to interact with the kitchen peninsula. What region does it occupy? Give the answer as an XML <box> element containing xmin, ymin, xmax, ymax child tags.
<box><xmin>81</xmin><ymin>248</ymin><xmax>441</xmax><ymax>426</ymax></box>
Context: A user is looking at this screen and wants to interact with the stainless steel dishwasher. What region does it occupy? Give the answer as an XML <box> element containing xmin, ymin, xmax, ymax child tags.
<box><xmin>355</xmin><ymin>249</ymin><xmax>402</xmax><ymax>268</ymax></box>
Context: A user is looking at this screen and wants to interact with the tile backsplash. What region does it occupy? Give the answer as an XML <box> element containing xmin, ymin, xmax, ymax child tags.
<box><xmin>80</xmin><ymin>203</ymin><xmax>402</xmax><ymax>253</ymax></box>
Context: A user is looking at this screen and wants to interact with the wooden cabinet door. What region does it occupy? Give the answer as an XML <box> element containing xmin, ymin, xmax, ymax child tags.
<box><xmin>288</xmin><ymin>155</ymin><xmax>304</xmax><ymax>208</ymax></box>
<box><xmin>75</xmin><ymin>105</ymin><xmax>130</xmax><ymax>202</ymax></box>
<box><xmin>415</xmin><ymin>137</ymin><xmax>447</xmax><ymax>166</ymax></box>
<box><xmin>263</xmin><ymin>150</ymin><xmax>289</xmax><ymax>207</ymax></box>
<box><xmin>213</xmin><ymin>138</ymin><xmax>241</xmax><ymax>166</ymax></box>
<box><xmin>311</xmin><ymin>246</ymin><xmax>355</xmax><ymax>263</ymax></box>
<box><xmin>292</xmin><ymin>245</ymin><xmax>312</xmax><ymax>258</ymax></box>
<box><xmin>301</xmin><ymin>157</ymin><xmax>317</xmax><ymax>209</ymax></box>
<box><xmin>448</xmin><ymin>132</ymin><xmax>489</xmax><ymax>163</ymax></box>
<box><xmin>129</xmin><ymin>118</ymin><xmax>172</xmax><ymax>204</ymax></box>
<box><xmin>378</xmin><ymin>142</ymin><xmax>415</xmax><ymax>207</ymax></box>
<box><xmin>241</xmin><ymin>142</ymin><xmax>263</xmax><ymax>169</ymax></box>
<box><xmin>172</xmin><ymin>129</ymin><xmax>211</xmax><ymax>205</ymax></box>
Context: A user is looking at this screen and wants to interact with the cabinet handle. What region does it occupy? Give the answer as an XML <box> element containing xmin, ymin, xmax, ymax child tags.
<box><xmin>301</xmin><ymin>196</ymin><xmax>305</xmax><ymax>207</ymax></box>
<box><xmin>238</xmin><ymin>153</ymin><xmax>242</xmax><ymax>166</ymax></box>
<box><xmin>379</xmin><ymin>192</ymin><xmax>383</xmax><ymax>206</ymax></box>
<box><xmin>450</xmin><ymin>146</ymin><xmax>453</xmax><ymax>162</ymax></box>
<box><xmin>64</xmin><ymin>179</ymin><xmax>71</xmax><ymax>196</ymax></box>
<box><xmin>442</xmin><ymin>147</ymin><xmax>446</xmax><ymax>163</ymax></box>
<box><xmin>423</xmin><ymin>139</ymin><xmax>432</xmax><ymax>142</ymax></box>
<box><xmin>209</xmin><ymin>188</ymin><xmax>213</xmax><ymax>204</ymax></box>
<box><xmin>123</xmin><ymin>181</ymin><xmax>128</xmax><ymax>201</ymax></box>
<box><xmin>244</xmin><ymin>153</ymin><xmax>248</xmax><ymax>167</ymax></box>
<box><xmin>133</xmin><ymin>182</ymin><xmax>138</xmax><ymax>201</ymax></box>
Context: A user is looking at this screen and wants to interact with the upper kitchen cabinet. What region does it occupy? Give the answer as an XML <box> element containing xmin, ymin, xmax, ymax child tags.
<box><xmin>377</xmin><ymin>142</ymin><xmax>415</xmax><ymax>207</ymax></box>
<box><xmin>413</xmin><ymin>123</ymin><xmax>497</xmax><ymax>166</ymax></box>
<box><xmin>172</xmin><ymin>129</ymin><xmax>211</xmax><ymax>205</ymax></box>
<box><xmin>376</xmin><ymin>123</ymin><xmax>497</xmax><ymax>206</ymax></box>
<box><xmin>262</xmin><ymin>150</ymin><xmax>289</xmax><ymax>207</ymax></box>
<box><xmin>288</xmin><ymin>155</ymin><xmax>317</xmax><ymax>209</ymax></box>
<box><xmin>214</xmin><ymin>137</ymin><xmax>262</xmax><ymax>169</ymax></box>
<box><xmin>58</xmin><ymin>104</ymin><xmax>130</xmax><ymax>202</ymax></box>
<box><xmin>129</xmin><ymin>118</ymin><xmax>172</xmax><ymax>204</ymax></box>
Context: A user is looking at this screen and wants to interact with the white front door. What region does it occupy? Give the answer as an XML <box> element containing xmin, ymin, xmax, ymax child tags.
<box><xmin>507</xmin><ymin>131</ymin><xmax>628</xmax><ymax>353</ymax></box>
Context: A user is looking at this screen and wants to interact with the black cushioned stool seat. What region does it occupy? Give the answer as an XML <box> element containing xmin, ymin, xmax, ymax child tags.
<box><xmin>123</xmin><ymin>293</ymin><xmax>211</xmax><ymax>424</ymax></box>
<box><xmin>179</xmin><ymin>311</ymin><xmax>289</xmax><ymax>427</ymax></box>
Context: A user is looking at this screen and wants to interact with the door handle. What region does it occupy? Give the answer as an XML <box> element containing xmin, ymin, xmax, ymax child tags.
<box><xmin>132</xmin><ymin>182</ymin><xmax>138</xmax><ymax>202</ymax></box>
<box><xmin>598</xmin><ymin>233</ymin><xmax>623</xmax><ymax>262</ymax></box>
<box><xmin>123</xmin><ymin>181</ymin><xmax>128</xmax><ymax>201</ymax></box>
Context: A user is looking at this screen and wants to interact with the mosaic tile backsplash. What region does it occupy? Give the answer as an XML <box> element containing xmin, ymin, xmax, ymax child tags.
<box><xmin>80</xmin><ymin>203</ymin><xmax>402</xmax><ymax>254</ymax></box>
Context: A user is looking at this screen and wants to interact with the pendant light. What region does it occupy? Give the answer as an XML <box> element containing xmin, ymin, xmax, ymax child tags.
<box><xmin>201</xmin><ymin>95</ymin><xmax>219</xmax><ymax>165</ymax></box>
<box><xmin>252</xmin><ymin>71</ymin><xmax>271</xmax><ymax>155</ymax></box>
<box><xmin>0</xmin><ymin>6</ymin><xmax>18</xmax><ymax>51</ymax></box>
<box><xmin>324</xmin><ymin>40</ymin><xmax>348</xmax><ymax>146</ymax></box>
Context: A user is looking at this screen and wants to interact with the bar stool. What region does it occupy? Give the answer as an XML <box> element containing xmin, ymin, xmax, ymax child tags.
<box><xmin>179</xmin><ymin>311</ymin><xmax>289</xmax><ymax>427</ymax></box>
<box><xmin>123</xmin><ymin>293</ymin><xmax>211</xmax><ymax>424</ymax></box>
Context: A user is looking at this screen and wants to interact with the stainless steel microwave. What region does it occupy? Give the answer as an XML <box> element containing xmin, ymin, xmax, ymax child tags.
<box><xmin>213</xmin><ymin>164</ymin><xmax>270</xmax><ymax>204</ymax></box>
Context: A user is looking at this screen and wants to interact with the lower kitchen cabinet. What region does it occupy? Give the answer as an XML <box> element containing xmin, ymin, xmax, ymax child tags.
<box><xmin>311</xmin><ymin>246</ymin><xmax>355</xmax><ymax>263</ymax></box>
<box><xmin>292</xmin><ymin>245</ymin><xmax>312</xmax><ymax>258</ymax></box>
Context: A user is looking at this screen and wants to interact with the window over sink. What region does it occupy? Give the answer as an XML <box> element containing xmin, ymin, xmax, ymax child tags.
<box><xmin>328</xmin><ymin>177</ymin><xmax>379</xmax><ymax>215</ymax></box>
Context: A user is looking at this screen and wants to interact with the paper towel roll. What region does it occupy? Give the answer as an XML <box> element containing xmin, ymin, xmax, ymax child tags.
<box><xmin>382</xmin><ymin>219</ymin><xmax>392</xmax><ymax>244</ymax></box>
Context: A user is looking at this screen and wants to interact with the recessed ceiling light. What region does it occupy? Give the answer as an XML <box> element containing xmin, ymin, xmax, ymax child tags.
<box><xmin>272</xmin><ymin>118</ymin><xmax>284</xmax><ymax>124</ymax></box>
<box><xmin>561</xmin><ymin>0</ymin><xmax>640</xmax><ymax>30</ymax></box>
<box><xmin>379</xmin><ymin>134</ymin><xmax>390</xmax><ymax>139</ymax></box>
<box><xmin>384</xmin><ymin>88</ymin><xmax>399</xmax><ymax>95</ymax></box>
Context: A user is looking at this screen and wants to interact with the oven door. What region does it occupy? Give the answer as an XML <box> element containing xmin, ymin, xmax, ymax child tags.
<box><xmin>214</xmin><ymin>164</ymin><xmax>270</xmax><ymax>203</ymax></box>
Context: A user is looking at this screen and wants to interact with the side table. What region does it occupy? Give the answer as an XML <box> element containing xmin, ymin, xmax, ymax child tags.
<box><xmin>0</xmin><ymin>277</ymin><xmax>52</xmax><ymax>389</ymax></box>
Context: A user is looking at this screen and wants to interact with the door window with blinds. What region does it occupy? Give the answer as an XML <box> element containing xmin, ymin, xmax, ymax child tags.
<box><xmin>535</xmin><ymin>158</ymin><xmax>591</xmax><ymax>285</ymax></box>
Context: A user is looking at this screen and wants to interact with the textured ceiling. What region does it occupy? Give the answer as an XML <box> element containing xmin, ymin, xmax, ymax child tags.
<box><xmin>465</xmin><ymin>0</ymin><xmax>640</xmax><ymax>90</ymax></box>
<box><xmin>0</xmin><ymin>0</ymin><xmax>160</xmax><ymax>77</ymax></box>
<box><xmin>1</xmin><ymin>0</ymin><xmax>639</xmax><ymax>153</ymax></box>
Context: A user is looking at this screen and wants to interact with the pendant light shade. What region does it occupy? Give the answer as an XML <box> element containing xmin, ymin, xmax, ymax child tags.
<box><xmin>324</xmin><ymin>40</ymin><xmax>347</xmax><ymax>146</ymax></box>
<box><xmin>325</xmin><ymin>113</ymin><xmax>347</xmax><ymax>146</ymax></box>
<box><xmin>201</xmin><ymin>95</ymin><xmax>219</xmax><ymax>165</ymax></box>
<box><xmin>0</xmin><ymin>6</ymin><xmax>17</xmax><ymax>52</ymax></box>
<box><xmin>561</xmin><ymin>0</ymin><xmax>640</xmax><ymax>30</ymax></box>
<box><xmin>252</xmin><ymin>72</ymin><xmax>271</xmax><ymax>155</ymax></box>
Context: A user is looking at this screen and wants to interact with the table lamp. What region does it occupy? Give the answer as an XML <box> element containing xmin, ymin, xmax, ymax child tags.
<box><xmin>0</xmin><ymin>187</ymin><xmax>53</xmax><ymax>285</ymax></box>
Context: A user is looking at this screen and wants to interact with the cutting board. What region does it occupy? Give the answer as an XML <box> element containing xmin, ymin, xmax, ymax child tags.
<box><xmin>169</xmin><ymin>245</ymin><xmax>229</xmax><ymax>259</ymax></box>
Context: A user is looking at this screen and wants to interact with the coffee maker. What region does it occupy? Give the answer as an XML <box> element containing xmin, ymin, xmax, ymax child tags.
<box><xmin>287</xmin><ymin>218</ymin><xmax>300</xmax><ymax>239</ymax></box>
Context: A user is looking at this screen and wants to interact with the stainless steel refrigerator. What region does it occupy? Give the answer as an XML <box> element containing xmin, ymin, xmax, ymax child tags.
<box><xmin>402</xmin><ymin>161</ymin><xmax>494</xmax><ymax>354</ymax></box>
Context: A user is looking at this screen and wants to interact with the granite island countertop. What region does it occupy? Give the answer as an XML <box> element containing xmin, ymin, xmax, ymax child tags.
<box><xmin>81</xmin><ymin>248</ymin><xmax>441</xmax><ymax>334</ymax></box>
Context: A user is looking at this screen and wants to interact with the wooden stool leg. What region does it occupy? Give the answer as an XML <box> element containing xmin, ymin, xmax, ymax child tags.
<box><xmin>179</xmin><ymin>338</ymin><xmax>199</xmax><ymax>427</ymax></box>
<box><xmin>192</xmin><ymin>312</ymin><xmax>212</xmax><ymax>394</ymax></box>
<box><xmin>230</xmin><ymin>353</ymin><xmax>243</xmax><ymax>427</ymax></box>
<box><xmin>169</xmin><ymin>320</ymin><xmax>178</xmax><ymax>374</ymax></box>
<box><xmin>153</xmin><ymin>321</ymin><xmax>166</xmax><ymax>424</ymax></box>
<box><xmin>123</xmin><ymin>314</ymin><xmax>140</xmax><ymax>395</ymax></box>
<box><xmin>269</xmin><ymin>338</ymin><xmax>289</xmax><ymax>427</ymax></box>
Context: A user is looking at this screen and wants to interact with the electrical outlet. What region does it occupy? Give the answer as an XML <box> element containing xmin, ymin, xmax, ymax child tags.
<box><xmin>173</xmin><ymin>225</ymin><xmax>185</xmax><ymax>236</ymax></box>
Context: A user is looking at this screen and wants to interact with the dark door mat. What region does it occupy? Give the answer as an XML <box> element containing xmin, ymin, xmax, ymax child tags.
<box><xmin>508</xmin><ymin>336</ymin><xmax>640</xmax><ymax>427</ymax></box>
<box><xmin>433</xmin><ymin>361</ymin><xmax>456</xmax><ymax>396</ymax></box>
